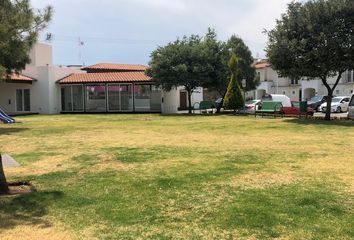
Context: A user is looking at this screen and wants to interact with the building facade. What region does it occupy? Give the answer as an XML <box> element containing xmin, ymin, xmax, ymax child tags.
<box><xmin>254</xmin><ymin>61</ymin><xmax>354</xmax><ymax>101</ymax></box>
<box><xmin>0</xmin><ymin>43</ymin><xmax>83</xmax><ymax>115</ymax></box>
<box><xmin>0</xmin><ymin>43</ymin><xmax>203</xmax><ymax>115</ymax></box>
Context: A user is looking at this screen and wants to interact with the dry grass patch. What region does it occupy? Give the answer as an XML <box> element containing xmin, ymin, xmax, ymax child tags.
<box><xmin>229</xmin><ymin>171</ymin><xmax>298</xmax><ymax>189</ymax></box>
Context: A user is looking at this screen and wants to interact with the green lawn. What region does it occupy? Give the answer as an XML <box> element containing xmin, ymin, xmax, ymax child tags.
<box><xmin>0</xmin><ymin>114</ymin><xmax>353</xmax><ymax>239</ymax></box>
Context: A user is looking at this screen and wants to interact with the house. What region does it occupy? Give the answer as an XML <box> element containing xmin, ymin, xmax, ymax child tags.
<box><xmin>254</xmin><ymin>60</ymin><xmax>354</xmax><ymax>101</ymax></box>
<box><xmin>0</xmin><ymin>43</ymin><xmax>203</xmax><ymax>115</ymax></box>
<box><xmin>0</xmin><ymin>43</ymin><xmax>83</xmax><ymax>115</ymax></box>
<box><xmin>58</xmin><ymin>63</ymin><xmax>203</xmax><ymax>113</ymax></box>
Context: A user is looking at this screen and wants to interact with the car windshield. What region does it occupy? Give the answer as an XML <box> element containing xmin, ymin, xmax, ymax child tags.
<box><xmin>332</xmin><ymin>97</ymin><xmax>342</xmax><ymax>103</ymax></box>
<box><xmin>245</xmin><ymin>100</ymin><xmax>257</xmax><ymax>104</ymax></box>
<box><xmin>309</xmin><ymin>96</ymin><xmax>322</xmax><ymax>102</ymax></box>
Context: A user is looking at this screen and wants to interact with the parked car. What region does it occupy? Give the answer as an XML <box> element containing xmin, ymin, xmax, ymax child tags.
<box><xmin>307</xmin><ymin>95</ymin><xmax>328</xmax><ymax>111</ymax></box>
<box><xmin>348</xmin><ymin>94</ymin><xmax>354</xmax><ymax>119</ymax></box>
<box><xmin>245</xmin><ymin>100</ymin><xmax>261</xmax><ymax>113</ymax></box>
<box><xmin>262</xmin><ymin>94</ymin><xmax>292</xmax><ymax>107</ymax></box>
<box><xmin>320</xmin><ymin>96</ymin><xmax>350</xmax><ymax>113</ymax></box>
<box><xmin>282</xmin><ymin>101</ymin><xmax>314</xmax><ymax>116</ymax></box>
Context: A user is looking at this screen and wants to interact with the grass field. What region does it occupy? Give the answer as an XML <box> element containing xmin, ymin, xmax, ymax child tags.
<box><xmin>0</xmin><ymin>114</ymin><xmax>353</xmax><ymax>240</ymax></box>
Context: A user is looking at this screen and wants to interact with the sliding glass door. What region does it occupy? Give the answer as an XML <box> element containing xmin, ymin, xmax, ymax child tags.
<box><xmin>107</xmin><ymin>84</ymin><xmax>133</xmax><ymax>112</ymax></box>
<box><xmin>16</xmin><ymin>89</ymin><xmax>31</xmax><ymax>112</ymax></box>
<box><xmin>86</xmin><ymin>85</ymin><xmax>106</xmax><ymax>112</ymax></box>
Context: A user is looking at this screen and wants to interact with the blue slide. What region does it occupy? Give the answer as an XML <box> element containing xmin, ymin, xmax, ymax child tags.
<box><xmin>0</xmin><ymin>108</ymin><xmax>15</xmax><ymax>124</ymax></box>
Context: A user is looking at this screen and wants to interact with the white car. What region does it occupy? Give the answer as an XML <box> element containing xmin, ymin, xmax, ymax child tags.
<box><xmin>245</xmin><ymin>100</ymin><xmax>261</xmax><ymax>113</ymax></box>
<box><xmin>320</xmin><ymin>96</ymin><xmax>350</xmax><ymax>113</ymax></box>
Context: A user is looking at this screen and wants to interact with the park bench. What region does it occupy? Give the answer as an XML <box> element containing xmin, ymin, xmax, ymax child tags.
<box><xmin>193</xmin><ymin>101</ymin><xmax>216</xmax><ymax>114</ymax></box>
<box><xmin>255</xmin><ymin>101</ymin><xmax>283</xmax><ymax>118</ymax></box>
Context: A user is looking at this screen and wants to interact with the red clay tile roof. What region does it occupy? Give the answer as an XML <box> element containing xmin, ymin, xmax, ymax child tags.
<box><xmin>82</xmin><ymin>63</ymin><xmax>148</xmax><ymax>71</ymax></box>
<box><xmin>4</xmin><ymin>73</ymin><xmax>35</xmax><ymax>82</ymax></box>
<box><xmin>254</xmin><ymin>62</ymin><xmax>271</xmax><ymax>69</ymax></box>
<box><xmin>58</xmin><ymin>71</ymin><xmax>152</xmax><ymax>84</ymax></box>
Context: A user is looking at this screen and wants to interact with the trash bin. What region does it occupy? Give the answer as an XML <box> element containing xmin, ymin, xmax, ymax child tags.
<box><xmin>299</xmin><ymin>101</ymin><xmax>308</xmax><ymax>113</ymax></box>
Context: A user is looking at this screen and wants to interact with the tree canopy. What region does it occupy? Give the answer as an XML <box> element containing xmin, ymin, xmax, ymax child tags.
<box><xmin>227</xmin><ymin>35</ymin><xmax>257</xmax><ymax>91</ymax></box>
<box><xmin>266</xmin><ymin>0</ymin><xmax>354</xmax><ymax>120</ymax></box>
<box><xmin>147</xmin><ymin>29</ymin><xmax>257</xmax><ymax>114</ymax></box>
<box><xmin>0</xmin><ymin>0</ymin><xmax>52</xmax><ymax>77</ymax></box>
<box><xmin>0</xmin><ymin>0</ymin><xmax>52</xmax><ymax>194</ymax></box>
<box><xmin>146</xmin><ymin>34</ymin><xmax>209</xmax><ymax>113</ymax></box>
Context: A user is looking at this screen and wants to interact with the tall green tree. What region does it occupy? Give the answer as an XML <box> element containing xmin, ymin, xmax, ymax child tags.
<box><xmin>224</xmin><ymin>53</ymin><xmax>244</xmax><ymax>111</ymax></box>
<box><xmin>201</xmin><ymin>32</ymin><xmax>257</xmax><ymax>112</ymax></box>
<box><xmin>266</xmin><ymin>0</ymin><xmax>354</xmax><ymax>120</ymax></box>
<box><xmin>0</xmin><ymin>0</ymin><xmax>52</xmax><ymax>194</ymax></box>
<box><xmin>146</xmin><ymin>34</ymin><xmax>209</xmax><ymax>114</ymax></box>
<box><xmin>227</xmin><ymin>35</ymin><xmax>258</xmax><ymax>91</ymax></box>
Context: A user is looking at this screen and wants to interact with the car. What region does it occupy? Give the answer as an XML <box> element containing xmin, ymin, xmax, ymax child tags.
<box><xmin>348</xmin><ymin>94</ymin><xmax>354</xmax><ymax>119</ymax></box>
<box><xmin>320</xmin><ymin>96</ymin><xmax>350</xmax><ymax>113</ymax></box>
<box><xmin>307</xmin><ymin>95</ymin><xmax>328</xmax><ymax>112</ymax></box>
<box><xmin>282</xmin><ymin>101</ymin><xmax>315</xmax><ymax>116</ymax></box>
<box><xmin>245</xmin><ymin>99</ymin><xmax>261</xmax><ymax>113</ymax></box>
<box><xmin>262</xmin><ymin>94</ymin><xmax>292</xmax><ymax>107</ymax></box>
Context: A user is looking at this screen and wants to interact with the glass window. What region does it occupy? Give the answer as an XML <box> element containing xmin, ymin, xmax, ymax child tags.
<box><xmin>120</xmin><ymin>84</ymin><xmax>133</xmax><ymax>111</ymax></box>
<box><xmin>16</xmin><ymin>89</ymin><xmax>23</xmax><ymax>111</ymax></box>
<box><xmin>24</xmin><ymin>89</ymin><xmax>30</xmax><ymax>111</ymax></box>
<box><xmin>72</xmin><ymin>85</ymin><xmax>84</xmax><ymax>111</ymax></box>
<box><xmin>61</xmin><ymin>86</ymin><xmax>72</xmax><ymax>111</ymax></box>
<box><xmin>86</xmin><ymin>85</ymin><xmax>106</xmax><ymax>112</ymax></box>
<box><xmin>134</xmin><ymin>84</ymin><xmax>152</xmax><ymax>111</ymax></box>
<box><xmin>134</xmin><ymin>84</ymin><xmax>161</xmax><ymax>111</ymax></box>
<box><xmin>108</xmin><ymin>85</ymin><xmax>120</xmax><ymax>111</ymax></box>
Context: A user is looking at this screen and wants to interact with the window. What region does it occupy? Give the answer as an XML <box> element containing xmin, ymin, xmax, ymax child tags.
<box><xmin>134</xmin><ymin>84</ymin><xmax>161</xmax><ymax>111</ymax></box>
<box><xmin>16</xmin><ymin>89</ymin><xmax>30</xmax><ymax>112</ymax></box>
<box><xmin>291</xmin><ymin>79</ymin><xmax>299</xmax><ymax>85</ymax></box>
<box><xmin>61</xmin><ymin>85</ymin><xmax>84</xmax><ymax>112</ymax></box>
<box><xmin>86</xmin><ymin>85</ymin><xmax>106</xmax><ymax>112</ymax></box>
<box><xmin>107</xmin><ymin>84</ymin><xmax>133</xmax><ymax>111</ymax></box>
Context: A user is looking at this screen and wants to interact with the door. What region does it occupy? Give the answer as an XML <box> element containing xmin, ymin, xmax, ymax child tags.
<box><xmin>16</xmin><ymin>89</ymin><xmax>30</xmax><ymax>112</ymax></box>
<box><xmin>180</xmin><ymin>91</ymin><xmax>187</xmax><ymax>110</ymax></box>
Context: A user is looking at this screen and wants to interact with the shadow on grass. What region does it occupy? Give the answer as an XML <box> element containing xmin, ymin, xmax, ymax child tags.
<box><xmin>284</xmin><ymin>118</ymin><xmax>354</xmax><ymax>127</ymax></box>
<box><xmin>0</xmin><ymin>127</ymin><xmax>29</xmax><ymax>135</ymax></box>
<box><xmin>0</xmin><ymin>191</ymin><xmax>64</xmax><ymax>231</ymax></box>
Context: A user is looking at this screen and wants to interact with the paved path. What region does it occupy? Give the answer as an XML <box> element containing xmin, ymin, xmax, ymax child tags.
<box><xmin>1</xmin><ymin>154</ymin><xmax>20</xmax><ymax>168</ymax></box>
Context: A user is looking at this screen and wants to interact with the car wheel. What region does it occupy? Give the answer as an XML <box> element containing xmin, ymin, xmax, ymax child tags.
<box><xmin>336</xmin><ymin>106</ymin><xmax>342</xmax><ymax>113</ymax></box>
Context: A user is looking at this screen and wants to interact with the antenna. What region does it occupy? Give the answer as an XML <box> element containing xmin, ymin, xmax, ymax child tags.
<box><xmin>78</xmin><ymin>37</ymin><xmax>85</xmax><ymax>66</ymax></box>
<box><xmin>45</xmin><ymin>33</ymin><xmax>53</xmax><ymax>42</ymax></box>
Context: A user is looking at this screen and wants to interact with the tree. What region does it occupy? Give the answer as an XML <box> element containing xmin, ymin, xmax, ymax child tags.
<box><xmin>266</xmin><ymin>0</ymin><xmax>354</xmax><ymax>120</ymax></box>
<box><xmin>146</xmin><ymin>34</ymin><xmax>209</xmax><ymax>114</ymax></box>
<box><xmin>224</xmin><ymin>53</ymin><xmax>244</xmax><ymax>111</ymax></box>
<box><xmin>201</xmin><ymin>32</ymin><xmax>257</xmax><ymax>113</ymax></box>
<box><xmin>226</xmin><ymin>35</ymin><xmax>258</xmax><ymax>91</ymax></box>
<box><xmin>0</xmin><ymin>0</ymin><xmax>52</xmax><ymax>195</ymax></box>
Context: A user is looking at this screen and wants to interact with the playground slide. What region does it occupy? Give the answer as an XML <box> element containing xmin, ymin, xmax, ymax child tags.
<box><xmin>0</xmin><ymin>108</ymin><xmax>15</xmax><ymax>124</ymax></box>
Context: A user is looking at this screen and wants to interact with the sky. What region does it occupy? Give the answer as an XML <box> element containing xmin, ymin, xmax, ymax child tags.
<box><xmin>30</xmin><ymin>0</ymin><xmax>291</xmax><ymax>66</ymax></box>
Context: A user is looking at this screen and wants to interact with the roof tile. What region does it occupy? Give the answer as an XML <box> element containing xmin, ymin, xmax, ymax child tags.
<box><xmin>59</xmin><ymin>71</ymin><xmax>152</xmax><ymax>84</ymax></box>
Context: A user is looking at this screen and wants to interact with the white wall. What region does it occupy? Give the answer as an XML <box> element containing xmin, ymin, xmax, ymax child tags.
<box><xmin>162</xmin><ymin>86</ymin><xmax>203</xmax><ymax>114</ymax></box>
<box><xmin>0</xmin><ymin>82</ymin><xmax>34</xmax><ymax>114</ymax></box>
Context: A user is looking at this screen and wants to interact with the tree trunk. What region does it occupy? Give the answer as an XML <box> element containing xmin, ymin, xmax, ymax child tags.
<box><xmin>187</xmin><ymin>90</ymin><xmax>192</xmax><ymax>114</ymax></box>
<box><xmin>0</xmin><ymin>154</ymin><xmax>9</xmax><ymax>195</ymax></box>
<box><xmin>325</xmin><ymin>91</ymin><xmax>333</xmax><ymax>121</ymax></box>
<box><xmin>321</xmin><ymin>72</ymin><xmax>343</xmax><ymax>121</ymax></box>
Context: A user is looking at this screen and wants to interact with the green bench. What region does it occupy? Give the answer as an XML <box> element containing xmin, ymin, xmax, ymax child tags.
<box><xmin>255</xmin><ymin>101</ymin><xmax>283</xmax><ymax>117</ymax></box>
<box><xmin>193</xmin><ymin>101</ymin><xmax>216</xmax><ymax>114</ymax></box>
